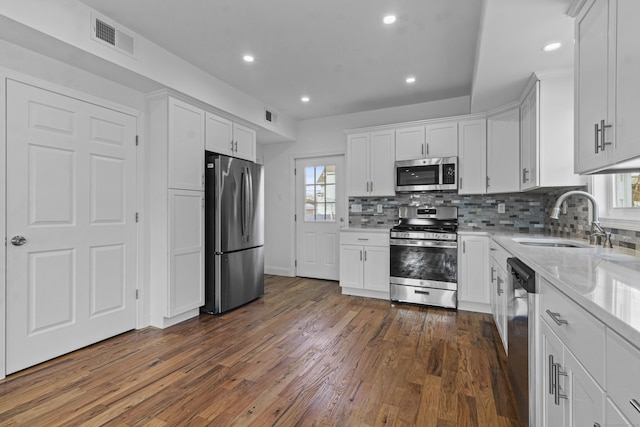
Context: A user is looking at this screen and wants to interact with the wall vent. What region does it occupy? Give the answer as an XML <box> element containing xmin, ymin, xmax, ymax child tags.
<box><xmin>265</xmin><ymin>109</ymin><xmax>277</xmax><ymax>124</ymax></box>
<box><xmin>91</xmin><ymin>13</ymin><xmax>136</xmax><ymax>57</ymax></box>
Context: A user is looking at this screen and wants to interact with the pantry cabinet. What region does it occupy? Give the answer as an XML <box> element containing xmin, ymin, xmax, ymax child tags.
<box><xmin>346</xmin><ymin>130</ymin><xmax>395</xmax><ymax>197</ymax></box>
<box><xmin>486</xmin><ymin>106</ymin><xmax>520</xmax><ymax>194</ymax></box>
<box><xmin>574</xmin><ymin>0</ymin><xmax>640</xmax><ymax>173</ymax></box>
<box><xmin>339</xmin><ymin>231</ymin><xmax>390</xmax><ymax>299</ymax></box>
<box><xmin>395</xmin><ymin>121</ymin><xmax>458</xmax><ymax>161</ymax></box>
<box><xmin>148</xmin><ymin>92</ymin><xmax>206</xmax><ymax>328</ymax></box>
<box><xmin>458</xmin><ymin>118</ymin><xmax>487</xmax><ymax>195</ymax></box>
<box><xmin>458</xmin><ymin>235</ymin><xmax>490</xmax><ymax>313</ymax></box>
<box><xmin>205</xmin><ymin>111</ymin><xmax>256</xmax><ymax>162</ymax></box>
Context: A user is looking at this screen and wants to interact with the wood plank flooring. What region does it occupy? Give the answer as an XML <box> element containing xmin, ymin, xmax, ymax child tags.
<box><xmin>0</xmin><ymin>275</ymin><xmax>520</xmax><ymax>426</ymax></box>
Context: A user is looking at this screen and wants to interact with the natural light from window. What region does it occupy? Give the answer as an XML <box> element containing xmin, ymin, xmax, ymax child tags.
<box><xmin>304</xmin><ymin>165</ymin><xmax>336</xmax><ymax>222</ymax></box>
<box><xmin>612</xmin><ymin>172</ymin><xmax>640</xmax><ymax>208</ymax></box>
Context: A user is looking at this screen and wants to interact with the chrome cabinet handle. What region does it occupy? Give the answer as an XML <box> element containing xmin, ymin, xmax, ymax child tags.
<box><xmin>357</xmin><ymin>238</ymin><xmax>369</xmax><ymax>241</ymax></box>
<box><xmin>363</xmin><ymin>250</ymin><xmax>367</xmax><ymax>262</ymax></box>
<box><xmin>370</xmin><ymin>181</ymin><xmax>373</xmax><ymax>193</ymax></box>
<box><xmin>594</xmin><ymin>123</ymin><xmax>600</xmax><ymax>154</ymax></box>
<box><xmin>497</xmin><ymin>277</ymin><xmax>504</xmax><ymax>295</ymax></box>
<box><xmin>234</xmin><ymin>141</ymin><xmax>238</xmax><ymax>152</ymax></box>
<box><xmin>421</xmin><ymin>144</ymin><xmax>424</xmax><ymax>155</ymax></box>
<box><xmin>631</xmin><ymin>399</ymin><xmax>640</xmax><ymax>414</ymax></box>
<box><xmin>522</xmin><ymin>168</ymin><xmax>529</xmax><ymax>183</ymax></box>
<box><xmin>491</xmin><ymin>267</ymin><xmax>495</xmax><ymax>283</ymax></box>
<box><xmin>10</xmin><ymin>235</ymin><xmax>27</xmax><ymax>246</ymax></box>
<box><xmin>459</xmin><ymin>177</ymin><xmax>463</xmax><ymax>189</ymax></box>
<box><xmin>360</xmin><ymin>250</ymin><xmax>363</xmax><ymax>261</ymax></box>
<box><xmin>555</xmin><ymin>363</ymin><xmax>568</xmax><ymax>405</ymax></box>
<box><xmin>546</xmin><ymin>309</ymin><xmax>568</xmax><ymax>326</ymax></box>
<box><xmin>426</xmin><ymin>143</ymin><xmax>429</xmax><ymax>156</ymax></box>
<box><xmin>549</xmin><ymin>355</ymin><xmax>556</xmax><ymax>395</ymax></box>
<box><xmin>599</xmin><ymin>119</ymin><xmax>612</xmax><ymax>152</ymax></box>
<box><xmin>486</xmin><ymin>176</ymin><xmax>490</xmax><ymax>188</ymax></box>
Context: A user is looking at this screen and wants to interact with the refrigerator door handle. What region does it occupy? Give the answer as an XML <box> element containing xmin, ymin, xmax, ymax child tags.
<box><xmin>247</xmin><ymin>166</ymin><xmax>253</xmax><ymax>242</ymax></box>
<box><xmin>240</xmin><ymin>167</ymin><xmax>246</xmax><ymax>238</ymax></box>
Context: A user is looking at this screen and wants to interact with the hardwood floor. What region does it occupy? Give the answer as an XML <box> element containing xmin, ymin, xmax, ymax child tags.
<box><xmin>0</xmin><ymin>275</ymin><xmax>519</xmax><ymax>426</ymax></box>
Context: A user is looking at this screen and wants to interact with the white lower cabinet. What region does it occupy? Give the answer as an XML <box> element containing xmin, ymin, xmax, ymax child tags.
<box><xmin>458</xmin><ymin>235</ymin><xmax>490</xmax><ymax>312</ymax></box>
<box><xmin>606</xmin><ymin>330</ymin><xmax>640</xmax><ymax>426</ymax></box>
<box><xmin>490</xmin><ymin>256</ymin><xmax>508</xmax><ymax>351</ymax></box>
<box><xmin>339</xmin><ymin>231</ymin><xmax>389</xmax><ymax>299</ymax></box>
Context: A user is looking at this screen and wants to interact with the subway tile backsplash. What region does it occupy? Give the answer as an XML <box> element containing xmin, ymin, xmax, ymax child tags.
<box><xmin>349</xmin><ymin>186</ymin><xmax>640</xmax><ymax>251</ymax></box>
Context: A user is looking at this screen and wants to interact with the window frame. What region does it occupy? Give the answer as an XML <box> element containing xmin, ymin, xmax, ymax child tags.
<box><xmin>593</xmin><ymin>175</ymin><xmax>640</xmax><ymax>231</ymax></box>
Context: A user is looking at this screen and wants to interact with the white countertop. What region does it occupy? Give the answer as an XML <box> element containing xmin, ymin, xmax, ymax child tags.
<box><xmin>491</xmin><ymin>234</ymin><xmax>640</xmax><ymax>349</ymax></box>
<box><xmin>340</xmin><ymin>227</ymin><xmax>391</xmax><ymax>234</ymax></box>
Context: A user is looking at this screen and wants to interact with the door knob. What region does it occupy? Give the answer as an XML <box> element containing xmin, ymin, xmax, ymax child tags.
<box><xmin>10</xmin><ymin>235</ymin><xmax>27</xmax><ymax>246</ymax></box>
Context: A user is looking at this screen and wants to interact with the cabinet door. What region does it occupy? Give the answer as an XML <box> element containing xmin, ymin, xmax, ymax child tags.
<box><xmin>168</xmin><ymin>189</ymin><xmax>205</xmax><ymax>317</ymax></box>
<box><xmin>575</xmin><ymin>0</ymin><xmax>611</xmax><ymax>173</ymax></box>
<box><xmin>347</xmin><ymin>133</ymin><xmax>370</xmax><ymax>196</ymax></box>
<box><xmin>487</xmin><ymin>108</ymin><xmax>520</xmax><ymax>194</ymax></box>
<box><xmin>205</xmin><ymin>112</ymin><xmax>233</xmax><ymax>156</ymax></box>
<box><xmin>169</xmin><ymin>98</ymin><xmax>205</xmax><ymax>191</ymax></box>
<box><xmin>369</xmin><ymin>130</ymin><xmax>395</xmax><ymax>196</ymax></box>
<box><xmin>363</xmin><ymin>245</ymin><xmax>389</xmax><ymax>292</ymax></box>
<box><xmin>565</xmin><ymin>350</ymin><xmax>605</xmax><ymax>427</ymax></box>
<box><xmin>606</xmin><ymin>398</ymin><xmax>633</xmax><ymax>427</ymax></box>
<box><xmin>495</xmin><ymin>264</ymin><xmax>508</xmax><ymax>351</ymax></box>
<box><xmin>541</xmin><ymin>321</ymin><xmax>568</xmax><ymax>427</ymax></box>
<box><xmin>233</xmin><ymin>122</ymin><xmax>257</xmax><ymax>162</ymax></box>
<box><xmin>458</xmin><ymin>119</ymin><xmax>487</xmax><ymax>194</ymax></box>
<box><xmin>339</xmin><ymin>245</ymin><xmax>364</xmax><ymax>289</ymax></box>
<box><xmin>520</xmin><ymin>83</ymin><xmax>538</xmax><ymax>190</ymax></box>
<box><xmin>612</xmin><ymin>0</ymin><xmax>640</xmax><ymax>164</ymax></box>
<box><xmin>458</xmin><ymin>236</ymin><xmax>490</xmax><ymax>305</ymax></box>
<box><xmin>395</xmin><ymin>126</ymin><xmax>425</xmax><ymax>161</ymax></box>
<box><xmin>425</xmin><ymin>121</ymin><xmax>458</xmax><ymax>157</ymax></box>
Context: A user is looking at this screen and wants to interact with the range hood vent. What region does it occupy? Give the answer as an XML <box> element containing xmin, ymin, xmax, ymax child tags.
<box><xmin>91</xmin><ymin>13</ymin><xmax>136</xmax><ymax>57</ymax></box>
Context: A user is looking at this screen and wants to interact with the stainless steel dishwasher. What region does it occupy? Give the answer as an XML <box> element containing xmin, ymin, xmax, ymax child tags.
<box><xmin>507</xmin><ymin>257</ymin><xmax>536</xmax><ymax>427</ymax></box>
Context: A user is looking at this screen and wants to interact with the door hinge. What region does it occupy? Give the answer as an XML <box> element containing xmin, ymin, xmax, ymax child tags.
<box><xmin>135</xmin><ymin>135</ymin><xmax>139</xmax><ymax>146</ymax></box>
<box><xmin>136</xmin><ymin>289</ymin><xmax>139</xmax><ymax>299</ymax></box>
<box><xmin>135</xmin><ymin>212</ymin><xmax>139</xmax><ymax>222</ymax></box>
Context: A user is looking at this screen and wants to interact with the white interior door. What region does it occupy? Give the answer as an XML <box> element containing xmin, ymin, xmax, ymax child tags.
<box><xmin>295</xmin><ymin>155</ymin><xmax>345</xmax><ymax>280</ymax></box>
<box><xmin>6</xmin><ymin>80</ymin><xmax>137</xmax><ymax>374</ymax></box>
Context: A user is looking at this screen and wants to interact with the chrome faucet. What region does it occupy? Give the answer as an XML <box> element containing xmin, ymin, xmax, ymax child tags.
<box><xmin>550</xmin><ymin>190</ymin><xmax>612</xmax><ymax>248</ymax></box>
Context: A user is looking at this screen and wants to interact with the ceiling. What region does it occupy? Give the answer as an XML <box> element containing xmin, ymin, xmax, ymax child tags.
<box><xmin>78</xmin><ymin>0</ymin><xmax>575</xmax><ymax>122</ymax></box>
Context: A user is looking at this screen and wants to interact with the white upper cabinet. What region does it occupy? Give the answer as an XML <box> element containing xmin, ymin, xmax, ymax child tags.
<box><xmin>168</xmin><ymin>98</ymin><xmax>205</xmax><ymax>191</ymax></box>
<box><xmin>347</xmin><ymin>130</ymin><xmax>395</xmax><ymax>197</ymax></box>
<box><xmin>395</xmin><ymin>125</ymin><xmax>425</xmax><ymax>161</ymax></box>
<box><xmin>205</xmin><ymin>111</ymin><xmax>256</xmax><ymax>162</ymax></box>
<box><xmin>520</xmin><ymin>73</ymin><xmax>585</xmax><ymax>190</ymax></box>
<box><xmin>575</xmin><ymin>0</ymin><xmax>640</xmax><ymax>173</ymax></box>
<box><xmin>395</xmin><ymin>121</ymin><xmax>458</xmax><ymax>161</ymax></box>
<box><xmin>425</xmin><ymin>121</ymin><xmax>458</xmax><ymax>158</ymax></box>
<box><xmin>458</xmin><ymin>118</ymin><xmax>487</xmax><ymax>195</ymax></box>
<box><xmin>486</xmin><ymin>107</ymin><xmax>520</xmax><ymax>194</ymax></box>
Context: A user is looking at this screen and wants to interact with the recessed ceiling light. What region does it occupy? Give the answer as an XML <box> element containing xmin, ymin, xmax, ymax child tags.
<box><xmin>405</xmin><ymin>76</ymin><xmax>416</xmax><ymax>84</ymax></box>
<box><xmin>243</xmin><ymin>54</ymin><xmax>255</xmax><ymax>63</ymax></box>
<box><xmin>301</xmin><ymin>96</ymin><xmax>310</xmax><ymax>103</ymax></box>
<box><xmin>542</xmin><ymin>42</ymin><xmax>562</xmax><ymax>52</ymax></box>
<box><xmin>383</xmin><ymin>15</ymin><xmax>396</xmax><ymax>25</ymax></box>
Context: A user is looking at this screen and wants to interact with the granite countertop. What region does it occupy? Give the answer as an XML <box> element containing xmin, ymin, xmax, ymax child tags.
<box><xmin>491</xmin><ymin>233</ymin><xmax>640</xmax><ymax>349</ymax></box>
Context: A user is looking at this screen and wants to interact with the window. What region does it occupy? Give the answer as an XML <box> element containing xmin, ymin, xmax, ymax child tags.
<box><xmin>612</xmin><ymin>172</ymin><xmax>640</xmax><ymax>208</ymax></box>
<box><xmin>304</xmin><ymin>165</ymin><xmax>336</xmax><ymax>221</ymax></box>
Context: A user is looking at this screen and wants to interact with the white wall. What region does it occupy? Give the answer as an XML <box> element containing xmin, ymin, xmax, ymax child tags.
<box><xmin>262</xmin><ymin>96</ymin><xmax>471</xmax><ymax>276</ymax></box>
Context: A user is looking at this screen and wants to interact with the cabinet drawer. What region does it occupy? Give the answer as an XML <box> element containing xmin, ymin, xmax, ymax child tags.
<box><xmin>606</xmin><ymin>331</ymin><xmax>640</xmax><ymax>425</ymax></box>
<box><xmin>489</xmin><ymin>241</ymin><xmax>511</xmax><ymax>272</ymax></box>
<box><xmin>540</xmin><ymin>278</ymin><xmax>605</xmax><ymax>385</ymax></box>
<box><xmin>340</xmin><ymin>231</ymin><xmax>389</xmax><ymax>246</ymax></box>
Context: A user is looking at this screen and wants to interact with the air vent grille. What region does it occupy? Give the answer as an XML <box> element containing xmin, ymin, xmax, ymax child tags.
<box><xmin>265</xmin><ymin>109</ymin><xmax>277</xmax><ymax>123</ymax></box>
<box><xmin>91</xmin><ymin>13</ymin><xmax>136</xmax><ymax>56</ymax></box>
<box><xmin>95</xmin><ymin>19</ymin><xmax>116</xmax><ymax>46</ymax></box>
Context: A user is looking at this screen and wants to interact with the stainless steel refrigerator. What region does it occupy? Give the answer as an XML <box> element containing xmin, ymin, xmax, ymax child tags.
<box><xmin>202</xmin><ymin>152</ymin><xmax>264</xmax><ymax>314</ymax></box>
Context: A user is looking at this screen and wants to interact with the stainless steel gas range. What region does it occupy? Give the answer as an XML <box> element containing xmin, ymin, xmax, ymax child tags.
<box><xmin>389</xmin><ymin>206</ymin><xmax>458</xmax><ymax>309</ymax></box>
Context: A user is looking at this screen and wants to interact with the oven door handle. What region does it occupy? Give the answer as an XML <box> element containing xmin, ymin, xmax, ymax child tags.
<box><xmin>390</xmin><ymin>239</ymin><xmax>458</xmax><ymax>248</ymax></box>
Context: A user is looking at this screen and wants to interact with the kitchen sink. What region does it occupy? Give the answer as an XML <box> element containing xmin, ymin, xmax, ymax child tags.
<box><xmin>511</xmin><ymin>238</ymin><xmax>592</xmax><ymax>248</ymax></box>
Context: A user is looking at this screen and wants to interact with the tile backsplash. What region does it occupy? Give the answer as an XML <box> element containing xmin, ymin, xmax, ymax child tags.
<box><xmin>349</xmin><ymin>186</ymin><xmax>640</xmax><ymax>251</ymax></box>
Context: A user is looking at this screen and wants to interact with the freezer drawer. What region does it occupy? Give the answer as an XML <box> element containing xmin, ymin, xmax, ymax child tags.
<box><xmin>390</xmin><ymin>284</ymin><xmax>457</xmax><ymax>309</ymax></box>
<box><xmin>203</xmin><ymin>245</ymin><xmax>264</xmax><ymax>314</ymax></box>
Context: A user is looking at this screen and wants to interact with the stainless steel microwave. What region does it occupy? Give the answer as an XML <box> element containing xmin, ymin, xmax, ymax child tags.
<box><xmin>394</xmin><ymin>157</ymin><xmax>458</xmax><ymax>192</ymax></box>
